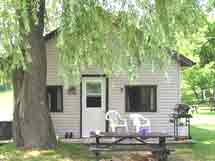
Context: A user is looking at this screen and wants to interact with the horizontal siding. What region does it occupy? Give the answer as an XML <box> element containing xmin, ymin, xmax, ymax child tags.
<box><xmin>46</xmin><ymin>38</ymin><xmax>181</xmax><ymax>138</ymax></box>
<box><xmin>46</xmin><ymin>38</ymin><xmax>80</xmax><ymax>138</ymax></box>
<box><xmin>108</xmin><ymin>63</ymin><xmax>180</xmax><ymax>135</ymax></box>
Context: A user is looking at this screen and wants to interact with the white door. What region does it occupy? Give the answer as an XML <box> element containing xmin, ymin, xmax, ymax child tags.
<box><xmin>82</xmin><ymin>77</ymin><xmax>106</xmax><ymax>137</ymax></box>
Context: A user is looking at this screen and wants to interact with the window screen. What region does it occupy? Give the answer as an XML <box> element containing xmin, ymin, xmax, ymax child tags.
<box><xmin>86</xmin><ymin>82</ymin><xmax>102</xmax><ymax>108</ymax></box>
<box><xmin>47</xmin><ymin>86</ymin><xmax>63</xmax><ymax>112</ymax></box>
<box><xmin>125</xmin><ymin>86</ymin><xmax>157</xmax><ymax>112</ymax></box>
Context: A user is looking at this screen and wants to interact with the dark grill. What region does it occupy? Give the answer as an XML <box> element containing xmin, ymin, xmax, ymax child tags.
<box><xmin>170</xmin><ymin>104</ymin><xmax>192</xmax><ymax>140</ymax></box>
<box><xmin>173</xmin><ymin>104</ymin><xmax>190</xmax><ymax>116</ymax></box>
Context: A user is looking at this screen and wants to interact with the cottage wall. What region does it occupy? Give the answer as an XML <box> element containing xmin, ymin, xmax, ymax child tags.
<box><xmin>46</xmin><ymin>37</ymin><xmax>181</xmax><ymax>138</ymax></box>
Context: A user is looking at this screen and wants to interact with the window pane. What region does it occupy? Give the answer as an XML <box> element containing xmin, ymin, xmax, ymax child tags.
<box><xmin>86</xmin><ymin>82</ymin><xmax>101</xmax><ymax>95</ymax></box>
<box><xmin>47</xmin><ymin>86</ymin><xmax>63</xmax><ymax>112</ymax></box>
<box><xmin>87</xmin><ymin>96</ymin><xmax>101</xmax><ymax>107</ymax></box>
<box><xmin>126</xmin><ymin>86</ymin><xmax>156</xmax><ymax>112</ymax></box>
<box><xmin>150</xmin><ymin>88</ymin><xmax>155</xmax><ymax>111</ymax></box>
<box><xmin>57</xmin><ymin>87</ymin><xmax>62</xmax><ymax>111</ymax></box>
<box><xmin>86</xmin><ymin>81</ymin><xmax>102</xmax><ymax>108</ymax></box>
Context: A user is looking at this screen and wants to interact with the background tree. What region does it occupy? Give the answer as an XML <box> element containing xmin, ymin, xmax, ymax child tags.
<box><xmin>0</xmin><ymin>0</ymin><xmax>205</xmax><ymax>149</ymax></box>
<box><xmin>182</xmin><ymin>17</ymin><xmax>215</xmax><ymax>105</ymax></box>
<box><xmin>195</xmin><ymin>20</ymin><xmax>215</xmax><ymax>103</ymax></box>
<box><xmin>183</xmin><ymin>64</ymin><xmax>215</xmax><ymax>103</ymax></box>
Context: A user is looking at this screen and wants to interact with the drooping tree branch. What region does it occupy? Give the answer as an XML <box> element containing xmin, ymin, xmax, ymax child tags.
<box><xmin>57</xmin><ymin>0</ymin><xmax>205</xmax><ymax>85</ymax></box>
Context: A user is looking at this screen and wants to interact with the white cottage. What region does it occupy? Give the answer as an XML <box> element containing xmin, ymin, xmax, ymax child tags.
<box><xmin>45</xmin><ymin>30</ymin><xmax>194</xmax><ymax>138</ymax></box>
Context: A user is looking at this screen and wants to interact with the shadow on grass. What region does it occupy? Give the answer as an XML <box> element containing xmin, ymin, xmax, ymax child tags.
<box><xmin>56</xmin><ymin>142</ymin><xmax>96</xmax><ymax>160</ymax></box>
<box><xmin>173</xmin><ymin>125</ymin><xmax>215</xmax><ymax>161</ymax></box>
<box><xmin>0</xmin><ymin>143</ymin><xmax>95</xmax><ymax>161</ymax></box>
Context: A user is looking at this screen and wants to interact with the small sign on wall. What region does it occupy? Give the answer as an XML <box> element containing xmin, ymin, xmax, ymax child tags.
<box><xmin>68</xmin><ymin>86</ymin><xmax>77</xmax><ymax>95</ymax></box>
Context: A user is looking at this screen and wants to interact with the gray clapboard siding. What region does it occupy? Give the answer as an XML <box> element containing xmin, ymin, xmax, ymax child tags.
<box><xmin>46</xmin><ymin>37</ymin><xmax>181</xmax><ymax>138</ymax></box>
<box><xmin>46</xmin><ymin>38</ymin><xmax>81</xmax><ymax>137</ymax></box>
<box><xmin>108</xmin><ymin>64</ymin><xmax>180</xmax><ymax>135</ymax></box>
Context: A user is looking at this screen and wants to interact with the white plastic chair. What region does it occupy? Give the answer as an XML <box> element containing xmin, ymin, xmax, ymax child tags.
<box><xmin>129</xmin><ymin>113</ymin><xmax>151</xmax><ymax>133</ymax></box>
<box><xmin>105</xmin><ymin>110</ymin><xmax>128</xmax><ymax>132</ymax></box>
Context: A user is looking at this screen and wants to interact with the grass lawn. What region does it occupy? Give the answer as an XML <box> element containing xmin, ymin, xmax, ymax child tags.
<box><xmin>169</xmin><ymin>124</ymin><xmax>215</xmax><ymax>161</ymax></box>
<box><xmin>0</xmin><ymin>143</ymin><xmax>95</xmax><ymax>161</ymax></box>
<box><xmin>169</xmin><ymin>106</ymin><xmax>215</xmax><ymax>161</ymax></box>
<box><xmin>0</xmin><ymin>124</ymin><xmax>214</xmax><ymax>161</ymax></box>
<box><xmin>195</xmin><ymin>105</ymin><xmax>215</xmax><ymax>116</ymax></box>
<box><xmin>195</xmin><ymin>111</ymin><xmax>215</xmax><ymax>116</ymax></box>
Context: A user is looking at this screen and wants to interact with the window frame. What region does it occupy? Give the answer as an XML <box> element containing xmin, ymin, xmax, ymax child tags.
<box><xmin>47</xmin><ymin>85</ymin><xmax>64</xmax><ymax>113</ymax></box>
<box><xmin>125</xmin><ymin>85</ymin><xmax>157</xmax><ymax>113</ymax></box>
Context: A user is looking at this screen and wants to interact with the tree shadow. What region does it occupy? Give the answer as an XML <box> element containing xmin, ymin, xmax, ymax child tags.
<box><xmin>54</xmin><ymin>143</ymin><xmax>95</xmax><ymax>160</ymax></box>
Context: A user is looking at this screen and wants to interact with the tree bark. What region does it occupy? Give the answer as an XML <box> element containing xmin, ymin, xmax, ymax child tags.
<box><xmin>13</xmin><ymin>69</ymin><xmax>24</xmax><ymax>147</ymax></box>
<box><xmin>12</xmin><ymin>0</ymin><xmax>57</xmax><ymax>149</ymax></box>
<box><xmin>12</xmin><ymin>27</ymin><xmax>57</xmax><ymax>149</ymax></box>
<box><xmin>192</xmin><ymin>87</ymin><xmax>200</xmax><ymax>103</ymax></box>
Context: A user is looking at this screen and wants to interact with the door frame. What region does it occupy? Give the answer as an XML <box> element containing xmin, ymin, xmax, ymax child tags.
<box><xmin>80</xmin><ymin>74</ymin><xmax>109</xmax><ymax>138</ymax></box>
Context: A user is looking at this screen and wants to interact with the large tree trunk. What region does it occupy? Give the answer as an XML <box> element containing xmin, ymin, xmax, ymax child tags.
<box><xmin>12</xmin><ymin>27</ymin><xmax>57</xmax><ymax>149</ymax></box>
<box><xmin>12</xmin><ymin>69</ymin><xmax>24</xmax><ymax>147</ymax></box>
<box><xmin>12</xmin><ymin>0</ymin><xmax>57</xmax><ymax>149</ymax></box>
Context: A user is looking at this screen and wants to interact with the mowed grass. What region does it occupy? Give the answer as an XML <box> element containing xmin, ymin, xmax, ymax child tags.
<box><xmin>0</xmin><ymin>90</ymin><xmax>13</xmax><ymax>121</ymax></box>
<box><xmin>195</xmin><ymin>109</ymin><xmax>215</xmax><ymax>116</ymax></box>
<box><xmin>170</xmin><ymin>124</ymin><xmax>215</xmax><ymax>161</ymax></box>
<box><xmin>170</xmin><ymin>106</ymin><xmax>215</xmax><ymax>161</ymax></box>
<box><xmin>0</xmin><ymin>124</ymin><xmax>214</xmax><ymax>161</ymax></box>
<box><xmin>194</xmin><ymin>104</ymin><xmax>215</xmax><ymax>116</ymax></box>
<box><xmin>0</xmin><ymin>143</ymin><xmax>95</xmax><ymax>161</ymax></box>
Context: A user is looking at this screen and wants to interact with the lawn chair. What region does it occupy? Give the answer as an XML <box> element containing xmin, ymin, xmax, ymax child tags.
<box><xmin>129</xmin><ymin>113</ymin><xmax>151</xmax><ymax>133</ymax></box>
<box><xmin>105</xmin><ymin>110</ymin><xmax>128</xmax><ymax>132</ymax></box>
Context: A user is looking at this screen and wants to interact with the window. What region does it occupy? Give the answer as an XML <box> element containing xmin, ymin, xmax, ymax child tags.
<box><xmin>47</xmin><ymin>86</ymin><xmax>63</xmax><ymax>112</ymax></box>
<box><xmin>125</xmin><ymin>85</ymin><xmax>157</xmax><ymax>112</ymax></box>
<box><xmin>86</xmin><ymin>81</ymin><xmax>102</xmax><ymax>108</ymax></box>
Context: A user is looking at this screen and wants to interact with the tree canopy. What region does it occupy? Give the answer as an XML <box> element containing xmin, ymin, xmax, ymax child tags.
<box><xmin>0</xmin><ymin>0</ymin><xmax>206</xmax><ymax>85</ymax></box>
<box><xmin>183</xmin><ymin>63</ymin><xmax>215</xmax><ymax>102</ymax></box>
<box><xmin>197</xmin><ymin>21</ymin><xmax>215</xmax><ymax>66</ymax></box>
<box><xmin>180</xmin><ymin>5</ymin><xmax>215</xmax><ymax>104</ymax></box>
<box><xmin>58</xmin><ymin>0</ymin><xmax>206</xmax><ymax>84</ymax></box>
<box><xmin>0</xmin><ymin>0</ymin><xmax>60</xmax><ymax>82</ymax></box>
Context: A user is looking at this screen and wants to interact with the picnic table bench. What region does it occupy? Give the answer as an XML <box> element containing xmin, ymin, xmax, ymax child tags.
<box><xmin>89</xmin><ymin>132</ymin><xmax>173</xmax><ymax>161</ymax></box>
